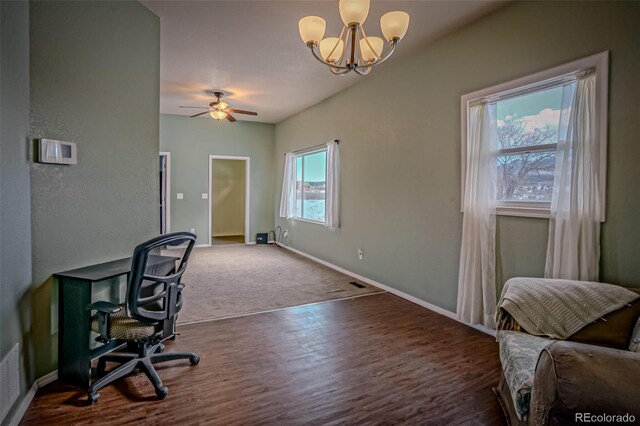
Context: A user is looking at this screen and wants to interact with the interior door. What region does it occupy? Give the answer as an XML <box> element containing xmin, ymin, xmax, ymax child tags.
<box><xmin>159</xmin><ymin>154</ymin><xmax>167</xmax><ymax>234</ymax></box>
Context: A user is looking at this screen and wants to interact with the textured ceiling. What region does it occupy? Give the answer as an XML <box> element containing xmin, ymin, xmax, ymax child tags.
<box><xmin>142</xmin><ymin>0</ymin><xmax>506</xmax><ymax>123</ymax></box>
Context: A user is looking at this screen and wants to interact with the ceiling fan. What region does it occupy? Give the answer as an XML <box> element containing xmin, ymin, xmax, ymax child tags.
<box><xmin>180</xmin><ymin>91</ymin><xmax>257</xmax><ymax>122</ymax></box>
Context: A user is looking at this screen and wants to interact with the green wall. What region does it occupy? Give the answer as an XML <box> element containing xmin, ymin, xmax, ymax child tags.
<box><xmin>29</xmin><ymin>1</ymin><xmax>160</xmax><ymax>377</ymax></box>
<box><xmin>274</xmin><ymin>1</ymin><xmax>640</xmax><ymax>313</ymax></box>
<box><xmin>160</xmin><ymin>114</ymin><xmax>275</xmax><ymax>243</ymax></box>
<box><xmin>1</xmin><ymin>1</ymin><xmax>33</xmax><ymax>422</ymax></box>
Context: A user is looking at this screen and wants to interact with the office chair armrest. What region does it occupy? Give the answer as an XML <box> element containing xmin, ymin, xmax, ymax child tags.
<box><xmin>87</xmin><ymin>301</ymin><xmax>122</xmax><ymax>339</ymax></box>
<box><xmin>86</xmin><ymin>301</ymin><xmax>122</xmax><ymax>314</ymax></box>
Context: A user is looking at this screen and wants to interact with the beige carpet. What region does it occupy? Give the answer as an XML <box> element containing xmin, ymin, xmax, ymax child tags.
<box><xmin>177</xmin><ymin>245</ymin><xmax>383</xmax><ymax>324</ymax></box>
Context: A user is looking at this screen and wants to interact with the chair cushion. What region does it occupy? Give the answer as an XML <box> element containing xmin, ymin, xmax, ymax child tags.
<box><xmin>569</xmin><ymin>298</ymin><xmax>640</xmax><ymax>349</ymax></box>
<box><xmin>498</xmin><ymin>331</ymin><xmax>553</xmax><ymax>420</ymax></box>
<box><xmin>91</xmin><ymin>305</ymin><xmax>159</xmax><ymax>341</ymax></box>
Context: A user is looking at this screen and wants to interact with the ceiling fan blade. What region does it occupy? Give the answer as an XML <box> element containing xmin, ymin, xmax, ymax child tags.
<box><xmin>190</xmin><ymin>110</ymin><xmax>210</xmax><ymax>118</ymax></box>
<box><xmin>180</xmin><ymin>106</ymin><xmax>208</xmax><ymax>109</ymax></box>
<box><xmin>226</xmin><ymin>113</ymin><xmax>237</xmax><ymax>122</ymax></box>
<box><xmin>227</xmin><ymin>108</ymin><xmax>257</xmax><ymax>116</ymax></box>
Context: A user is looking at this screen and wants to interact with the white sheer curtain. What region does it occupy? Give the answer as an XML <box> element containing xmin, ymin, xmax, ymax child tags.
<box><xmin>545</xmin><ymin>73</ymin><xmax>601</xmax><ymax>281</ymax></box>
<box><xmin>279</xmin><ymin>152</ymin><xmax>297</xmax><ymax>219</ymax></box>
<box><xmin>457</xmin><ymin>102</ymin><xmax>498</xmax><ymax>328</ymax></box>
<box><xmin>325</xmin><ymin>141</ymin><xmax>340</xmax><ymax>228</ymax></box>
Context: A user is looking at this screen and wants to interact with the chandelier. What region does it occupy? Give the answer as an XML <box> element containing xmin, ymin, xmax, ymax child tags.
<box><xmin>298</xmin><ymin>0</ymin><xmax>409</xmax><ymax>76</ymax></box>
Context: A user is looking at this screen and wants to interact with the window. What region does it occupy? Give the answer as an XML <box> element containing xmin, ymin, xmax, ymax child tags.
<box><xmin>461</xmin><ymin>52</ymin><xmax>608</xmax><ymax>218</ymax></box>
<box><xmin>495</xmin><ymin>86</ymin><xmax>561</xmax><ymax>205</ymax></box>
<box><xmin>294</xmin><ymin>149</ymin><xmax>327</xmax><ymax>223</ymax></box>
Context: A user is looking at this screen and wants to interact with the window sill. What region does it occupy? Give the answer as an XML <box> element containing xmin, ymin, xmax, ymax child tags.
<box><xmin>292</xmin><ymin>217</ymin><xmax>326</xmax><ymax>226</ymax></box>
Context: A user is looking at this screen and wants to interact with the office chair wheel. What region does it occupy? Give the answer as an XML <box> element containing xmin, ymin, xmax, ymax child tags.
<box><xmin>156</xmin><ymin>386</ymin><xmax>169</xmax><ymax>400</ymax></box>
<box><xmin>88</xmin><ymin>392</ymin><xmax>100</xmax><ymax>404</ymax></box>
<box><xmin>157</xmin><ymin>343</ymin><xmax>165</xmax><ymax>353</ymax></box>
<box><xmin>189</xmin><ymin>355</ymin><xmax>200</xmax><ymax>365</ymax></box>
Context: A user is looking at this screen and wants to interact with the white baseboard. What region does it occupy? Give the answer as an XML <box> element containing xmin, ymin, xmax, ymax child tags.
<box><xmin>7</xmin><ymin>371</ymin><xmax>57</xmax><ymax>426</ymax></box>
<box><xmin>36</xmin><ymin>371</ymin><xmax>57</xmax><ymax>388</ymax></box>
<box><xmin>277</xmin><ymin>243</ymin><xmax>496</xmax><ymax>337</ymax></box>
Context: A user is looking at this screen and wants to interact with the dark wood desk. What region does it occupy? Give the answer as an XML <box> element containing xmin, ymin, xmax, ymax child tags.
<box><xmin>56</xmin><ymin>255</ymin><xmax>177</xmax><ymax>389</ymax></box>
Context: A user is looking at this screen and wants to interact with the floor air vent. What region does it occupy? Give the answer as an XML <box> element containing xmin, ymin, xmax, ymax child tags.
<box><xmin>349</xmin><ymin>281</ymin><xmax>366</xmax><ymax>289</ymax></box>
<box><xmin>0</xmin><ymin>343</ymin><xmax>20</xmax><ymax>422</ymax></box>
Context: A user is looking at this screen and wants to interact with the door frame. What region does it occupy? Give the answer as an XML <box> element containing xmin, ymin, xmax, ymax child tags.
<box><xmin>160</xmin><ymin>151</ymin><xmax>171</xmax><ymax>233</ymax></box>
<box><xmin>208</xmin><ymin>155</ymin><xmax>251</xmax><ymax>246</ymax></box>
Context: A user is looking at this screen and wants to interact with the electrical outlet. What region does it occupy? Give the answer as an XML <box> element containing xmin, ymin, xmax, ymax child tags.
<box><xmin>190</xmin><ymin>228</ymin><xmax>196</xmax><ymax>234</ymax></box>
<box><xmin>283</xmin><ymin>229</ymin><xmax>289</xmax><ymax>238</ymax></box>
<box><xmin>358</xmin><ymin>248</ymin><xmax>364</xmax><ymax>261</ymax></box>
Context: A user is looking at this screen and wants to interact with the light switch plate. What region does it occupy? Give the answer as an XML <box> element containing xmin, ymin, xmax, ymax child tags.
<box><xmin>201</xmin><ymin>193</ymin><xmax>208</xmax><ymax>199</ymax></box>
<box><xmin>177</xmin><ymin>193</ymin><xmax>184</xmax><ymax>200</ymax></box>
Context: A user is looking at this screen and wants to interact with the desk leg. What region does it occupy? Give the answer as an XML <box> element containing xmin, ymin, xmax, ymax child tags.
<box><xmin>58</xmin><ymin>277</ymin><xmax>92</xmax><ymax>389</ymax></box>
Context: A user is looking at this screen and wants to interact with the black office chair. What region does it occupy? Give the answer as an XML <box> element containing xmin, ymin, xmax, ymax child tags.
<box><xmin>87</xmin><ymin>232</ymin><xmax>199</xmax><ymax>403</ymax></box>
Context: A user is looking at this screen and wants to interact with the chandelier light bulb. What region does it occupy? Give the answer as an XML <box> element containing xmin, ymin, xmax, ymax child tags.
<box><xmin>299</xmin><ymin>16</ymin><xmax>326</xmax><ymax>45</ymax></box>
<box><xmin>217</xmin><ymin>101</ymin><xmax>229</xmax><ymax>110</ymax></box>
<box><xmin>359</xmin><ymin>37</ymin><xmax>383</xmax><ymax>62</ymax></box>
<box><xmin>338</xmin><ymin>0</ymin><xmax>370</xmax><ymax>26</ymax></box>
<box><xmin>319</xmin><ymin>38</ymin><xmax>345</xmax><ymax>62</ymax></box>
<box><xmin>380</xmin><ymin>11</ymin><xmax>410</xmax><ymax>42</ymax></box>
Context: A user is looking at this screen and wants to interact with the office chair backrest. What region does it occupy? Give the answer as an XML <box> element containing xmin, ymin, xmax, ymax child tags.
<box><xmin>126</xmin><ymin>232</ymin><xmax>196</xmax><ymax>323</ymax></box>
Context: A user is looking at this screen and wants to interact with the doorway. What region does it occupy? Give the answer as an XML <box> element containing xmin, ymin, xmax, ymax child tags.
<box><xmin>159</xmin><ymin>152</ymin><xmax>171</xmax><ymax>234</ymax></box>
<box><xmin>208</xmin><ymin>155</ymin><xmax>250</xmax><ymax>246</ymax></box>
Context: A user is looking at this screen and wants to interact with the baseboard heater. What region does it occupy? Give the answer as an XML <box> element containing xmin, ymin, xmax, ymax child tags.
<box><xmin>0</xmin><ymin>343</ymin><xmax>20</xmax><ymax>422</ymax></box>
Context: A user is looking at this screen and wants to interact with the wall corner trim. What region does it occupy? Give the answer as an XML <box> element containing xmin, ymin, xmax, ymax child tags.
<box><xmin>276</xmin><ymin>243</ymin><xmax>496</xmax><ymax>337</ymax></box>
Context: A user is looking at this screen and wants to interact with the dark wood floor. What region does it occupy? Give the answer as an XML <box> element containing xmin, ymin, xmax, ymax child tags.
<box><xmin>22</xmin><ymin>293</ymin><xmax>505</xmax><ymax>425</ymax></box>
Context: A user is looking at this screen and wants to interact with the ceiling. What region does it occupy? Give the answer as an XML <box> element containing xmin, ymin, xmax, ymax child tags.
<box><xmin>142</xmin><ymin>0</ymin><xmax>506</xmax><ymax>124</ymax></box>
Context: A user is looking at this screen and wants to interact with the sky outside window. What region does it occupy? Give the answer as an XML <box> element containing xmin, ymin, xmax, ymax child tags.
<box><xmin>302</xmin><ymin>151</ymin><xmax>326</xmax><ymax>183</ymax></box>
<box><xmin>496</xmin><ymin>86</ymin><xmax>563</xmax><ymax>136</ymax></box>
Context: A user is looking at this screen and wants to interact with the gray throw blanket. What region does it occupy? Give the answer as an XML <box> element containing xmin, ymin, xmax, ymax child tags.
<box><xmin>496</xmin><ymin>277</ymin><xmax>639</xmax><ymax>340</ymax></box>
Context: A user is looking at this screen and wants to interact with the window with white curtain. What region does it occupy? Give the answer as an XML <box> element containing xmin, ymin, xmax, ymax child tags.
<box><xmin>280</xmin><ymin>140</ymin><xmax>340</xmax><ymax>228</ymax></box>
<box><xmin>461</xmin><ymin>52</ymin><xmax>609</xmax><ymax>218</ymax></box>
<box><xmin>456</xmin><ymin>52</ymin><xmax>609</xmax><ymax>327</ymax></box>
<box><xmin>295</xmin><ymin>149</ymin><xmax>327</xmax><ymax>223</ymax></box>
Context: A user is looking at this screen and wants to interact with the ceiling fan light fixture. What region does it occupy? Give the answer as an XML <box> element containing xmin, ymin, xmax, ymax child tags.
<box><xmin>210</xmin><ymin>110</ymin><xmax>227</xmax><ymax>120</ymax></box>
<box><xmin>338</xmin><ymin>0</ymin><xmax>370</xmax><ymax>26</ymax></box>
<box><xmin>299</xmin><ymin>16</ymin><xmax>326</xmax><ymax>45</ymax></box>
<box><xmin>380</xmin><ymin>11</ymin><xmax>410</xmax><ymax>42</ymax></box>
<box><xmin>181</xmin><ymin>91</ymin><xmax>258</xmax><ymax>122</ymax></box>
